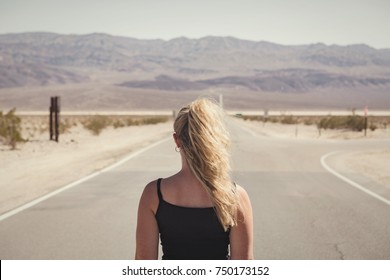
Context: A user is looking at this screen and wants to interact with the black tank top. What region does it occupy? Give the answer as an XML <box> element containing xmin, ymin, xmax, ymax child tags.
<box><xmin>155</xmin><ymin>178</ymin><xmax>230</xmax><ymax>260</ymax></box>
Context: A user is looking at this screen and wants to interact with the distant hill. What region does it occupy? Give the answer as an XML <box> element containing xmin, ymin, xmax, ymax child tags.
<box><xmin>1</xmin><ymin>32</ymin><xmax>390</xmax><ymax>111</ymax></box>
<box><xmin>120</xmin><ymin>70</ymin><xmax>390</xmax><ymax>93</ymax></box>
<box><xmin>0</xmin><ymin>63</ymin><xmax>88</xmax><ymax>88</ymax></box>
<box><xmin>1</xmin><ymin>32</ymin><xmax>390</xmax><ymax>91</ymax></box>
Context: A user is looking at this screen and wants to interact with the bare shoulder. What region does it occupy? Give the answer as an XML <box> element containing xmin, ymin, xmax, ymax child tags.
<box><xmin>143</xmin><ymin>180</ymin><xmax>159</xmax><ymax>196</ymax></box>
<box><xmin>139</xmin><ymin>180</ymin><xmax>159</xmax><ymax>214</ymax></box>
<box><xmin>235</xmin><ymin>184</ymin><xmax>252</xmax><ymax>206</ymax></box>
<box><xmin>230</xmin><ymin>183</ymin><xmax>254</xmax><ymax>259</ymax></box>
<box><xmin>234</xmin><ymin>184</ymin><xmax>253</xmax><ymax>223</ymax></box>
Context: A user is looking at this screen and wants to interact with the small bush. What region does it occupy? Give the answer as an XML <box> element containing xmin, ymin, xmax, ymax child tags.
<box><xmin>304</xmin><ymin>119</ymin><xmax>314</xmax><ymax>126</ymax></box>
<box><xmin>82</xmin><ymin>115</ymin><xmax>168</xmax><ymax>135</ymax></box>
<box><xmin>280</xmin><ymin>115</ymin><xmax>297</xmax><ymax>125</ymax></box>
<box><xmin>126</xmin><ymin>116</ymin><xmax>168</xmax><ymax>126</ymax></box>
<box><xmin>82</xmin><ymin>115</ymin><xmax>110</xmax><ymax>135</ymax></box>
<box><xmin>369</xmin><ymin>123</ymin><xmax>377</xmax><ymax>131</ymax></box>
<box><xmin>141</xmin><ymin>117</ymin><xmax>169</xmax><ymax>125</ymax></box>
<box><xmin>346</xmin><ymin>115</ymin><xmax>365</xmax><ymax>131</ymax></box>
<box><xmin>317</xmin><ymin>115</ymin><xmax>365</xmax><ymax>131</ymax></box>
<box><xmin>113</xmin><ymin>120</ymin><xmax>125</xmax><ymax>129</ymax></box>
<box><xmin>59</xmin><ymin>119</ymin><xmax>74</xmax><ymax>134</ymax></box>
<box><xmin>241</xmin><ymin>115</ymin><xmax>263</xmax><ymax>121</ymax></box>
<box><xmin>0</xmin><ymin>108</ymin><xmax>24</xmax><ymax>149</ymax></box>
<box><xmin>126</xmin><ymin>118</ymin><xmax>141</xmax><ymax>126</ymax></box>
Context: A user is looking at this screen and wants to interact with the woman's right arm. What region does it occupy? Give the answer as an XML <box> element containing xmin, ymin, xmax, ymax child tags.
<box><xmin>135</xmin><ymin>182</ymin><xmax>159</xmax><ymax>260</ymax></box>
<box><xmin>229</xmin><ymin>185</ymin><xmax>254</xmax><ymax>260</ymax></box>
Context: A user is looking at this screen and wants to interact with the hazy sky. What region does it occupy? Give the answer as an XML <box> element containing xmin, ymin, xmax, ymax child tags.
<box><xmin>0</xmin><ymin>0</ymin><xmax>389</xmax><ymax>48</ymax></box>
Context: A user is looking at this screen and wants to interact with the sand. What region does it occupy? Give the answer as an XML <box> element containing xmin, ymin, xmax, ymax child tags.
<box><xmin>1</xmin><ymin>116</ymin><xmax>389</xmax><ymax>216</ymax></box>
<box><xmin>0</xmin><ymin>119</ymin><xmax>174</xmax><ymax>215</ymax></box>
<box><xmin>344</xmin><ymin>149</ymin><xmax>390</xmax><ymax>188</ymax></box>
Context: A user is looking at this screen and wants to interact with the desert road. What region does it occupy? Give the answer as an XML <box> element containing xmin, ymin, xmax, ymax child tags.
<box><xmin>0</xmin><ymin>118</ymin><xmax>389</xmax><ymax>259</ymax></box>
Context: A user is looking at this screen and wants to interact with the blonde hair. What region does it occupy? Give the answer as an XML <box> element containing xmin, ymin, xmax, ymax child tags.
<box><xmin>174</xmin><ymin>98</ymin><xmax>238</xmax><ymax>231</ymax></box>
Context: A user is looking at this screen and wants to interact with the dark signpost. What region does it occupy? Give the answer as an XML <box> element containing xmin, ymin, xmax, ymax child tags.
<box><xmin>50</xmin><ymin>96</ymin><xmax>60</xmax><ymax>142</ymax></box>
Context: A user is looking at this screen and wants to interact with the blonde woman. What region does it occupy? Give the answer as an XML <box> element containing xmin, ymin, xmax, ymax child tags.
<box><xmin>135</xmin><ymin>98</ymin><xmax>253</xmax><ymax>260</ymax></box>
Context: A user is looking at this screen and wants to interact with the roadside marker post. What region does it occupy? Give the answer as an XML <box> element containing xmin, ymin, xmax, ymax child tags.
<box><xmin>49</xmin><ymin>96</ymin><xmax>60</xmax><ymax>142</ymax></box>
<box><xmin>364</xmin><ymin>106</ymin><xmax>368</xmax><ymax>137</ymax></box>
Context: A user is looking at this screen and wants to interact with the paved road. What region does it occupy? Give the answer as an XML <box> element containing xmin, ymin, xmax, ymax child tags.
<box><xmin>1</xmin><ymin>119</ymin><xmax>389</xmax><ymax>259</ymax></box>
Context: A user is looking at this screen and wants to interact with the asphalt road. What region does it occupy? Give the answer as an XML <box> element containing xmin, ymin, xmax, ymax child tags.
<box><xmin>1</xmin><ymin>119</ymin><xmax>389</xmax><ymax>259</ymax></box>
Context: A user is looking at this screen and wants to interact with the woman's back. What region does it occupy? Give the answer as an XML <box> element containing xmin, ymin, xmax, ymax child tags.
<box><xmin>155</xmin><ymin>178</ymin><xmax>230</xmax><ymax>260</ymax></box>
<box><xmin>158</xmin><ymin>174</ymin><xmax>214</xmax><ymax>208</ymax></box>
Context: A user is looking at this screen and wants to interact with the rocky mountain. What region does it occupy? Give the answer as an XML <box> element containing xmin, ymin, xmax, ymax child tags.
<box><xmin>1</xmin><ymin>32</ymin><xmax>390</xmax><ymax>92</ymax></box>
<box><xmin>0</xmin><ymin>63</ymin><xmax>88</xmax><ymax>88</ymax></box>
<box><xmin>120</xmin><ymin>70</ymin><xmax>390</xmax><ymax>93</ymax></box>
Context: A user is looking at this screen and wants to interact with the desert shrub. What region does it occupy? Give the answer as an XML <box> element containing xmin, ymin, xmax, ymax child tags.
<box><xmin>317</xmin><ymin>115</ymin><xmax>365</xmax><ymax>131</ymax></box>
<box><xmin>59</xmin><ymin>119</ymin><xmax>74</xmax><ymax>134</ymax></box>
<box><xmin>280</xmin><ymin>115</ymin><xmax>297</xmax><ymax>125</ymax></box>
<box><xmin>241</xmin><ymin>115</ymin><xmax>262</xmax><ymax>121</ymax></box>
<box><xmin>346</xmin><ymin>115</ymin><xmax>365</xmax><ymax>131</ymax></box>
<box><xmin>141</xmin><ymin>117</ymin><xmax>169</xmax><ymax>125</ymax></box>
<box><xmin>39</xmin><ymin>122</ymin><xmax>48</xmax><ymax>134</ymax></box>
<box><xmin>240</xmin><ymin>115</ymin><xmax>298</xmax><ymax>124</ymax></box>
<box><xmin>240</xmin><ymin>115</ymin><xmax>273</xmax><ymax>122</ymax></box>
<box><xmin>126</xmin><ymin>116</ymin><xmax>168</xmax><ymax>126</ymax></box>
<box><xmin>113</xmin><ymin>119</ymin><xmax>126</xmax><ymax>129</ymax></box>
<box><xmin>82</xmin><ymin>115</ymin><xmax>168</xmax><ymax>134</ymax></box>
<box><xmin>82</xmin><ymin>115</ymin><xmax>110</xmax><ymax>135</ymax></box>
<box><xmin>267</xmin><ymin>117</ymin><xmax>279</xmax><ymax>123</ymax></box>
<box><xmin>369</xmin><ymin>123</ymin><xmax>377</xmax><ymax>131</ymax></box>
<box><xmin>0</xmin><ymin>108</ymin><xmax>24</xmax><ymax>149</ymax></box>
<box><xmin>126</xmin><ymin>118</ymin><xmax>141</xmax><ymax>126</ymax></box>
<box><xmin>303</xmin><ymin>119</ymin><xmax>314</xmax><ymax>126</ymax></box>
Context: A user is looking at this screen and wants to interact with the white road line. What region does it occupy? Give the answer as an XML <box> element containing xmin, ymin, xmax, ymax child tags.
<box><xmin>0</xmin><ymin>137</ymin><xmax>171</xmax><ymax>222</ymax></box>
<box><xmin>321</xmin><ymin>151</ymin><xmax>390</xmax><ymax>206</ymax></box>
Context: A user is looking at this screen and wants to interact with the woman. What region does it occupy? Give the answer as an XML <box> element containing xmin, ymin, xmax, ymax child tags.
<box><xmin>135</xmin><ymin>98</ymin><xmax>253</xmax><ymax>260</ymax></box>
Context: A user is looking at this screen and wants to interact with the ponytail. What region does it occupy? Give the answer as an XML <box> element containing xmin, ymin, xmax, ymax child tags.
<box><xmin>173</xmin><ymin>98</ymin><xmax>238</xmax><ymax>231</ymax></box>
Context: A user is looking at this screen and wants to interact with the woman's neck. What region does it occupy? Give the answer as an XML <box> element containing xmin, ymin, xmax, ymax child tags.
<box><xmin>178</xmin><ymin>156</ymin><xmax>202</xmax><ymax>186</ymax></box>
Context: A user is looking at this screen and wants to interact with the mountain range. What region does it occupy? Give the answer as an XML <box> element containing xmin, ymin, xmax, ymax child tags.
<box><xmin>0</xmin><ymin>32</ymin><xmax>390</xmax><ymax>110</ymax></box>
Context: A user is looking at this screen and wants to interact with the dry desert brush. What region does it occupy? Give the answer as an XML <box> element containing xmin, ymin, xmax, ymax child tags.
<box><xmin>0</xmin><ymin>108</ymin><xmax>24</xmax><ymax>149</ymax></box>
<box><xmin>82</xmin><ymin>115</ymin><xmax>169</xmax><ymax>135</ymax></box>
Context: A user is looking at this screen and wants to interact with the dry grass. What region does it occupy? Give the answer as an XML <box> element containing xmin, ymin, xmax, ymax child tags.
<box><xmin>16</xmin><ymin>114</ymin><xmax>171</xmax><ymax>139</ymax></box>
<box><xmin>239</xmin><ymin>114</ymin><xmax>390</xmax><ymax>132</ymax></box>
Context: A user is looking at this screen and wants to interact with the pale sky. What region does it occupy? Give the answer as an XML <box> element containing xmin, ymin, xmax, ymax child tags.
<box><xmin>0</xmin><ymin>0</ymin><xmax>389</xmax><ymax>49</ymax></box>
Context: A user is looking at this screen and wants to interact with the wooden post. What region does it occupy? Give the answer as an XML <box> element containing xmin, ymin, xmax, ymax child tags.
<box><xmin>50</xmin><ymin>97</ymin><xmax>54</xmax><ymax>140</ymax></box>
<box><xmin>49</xmin><ymin>96</ymin><xmax>60</xmax><ymax>142</ymax></box>
<box><xmin>54</xmin><ymin>96</ymin><xmax>60</xmax><ymax>142</ymax></box>
<box><xmin>364</xmin><ymin>115</ymin><xmax>368</xmax><ymax>137</ymax></box>
<box><xmin>364</xmin><ymin>106</ymin><xmax>368</xmax><ymax>137</ymax></box>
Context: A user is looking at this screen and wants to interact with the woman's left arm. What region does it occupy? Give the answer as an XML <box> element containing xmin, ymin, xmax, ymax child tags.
<box><xmin>135</xmin><ymin>182</ymin><xmax>159</xmax><ymax>260</ymax></box>
<box><xmin>229</xmin><ymin>185</ymin><xmax>254</xmax><ymax>260</ymax></box>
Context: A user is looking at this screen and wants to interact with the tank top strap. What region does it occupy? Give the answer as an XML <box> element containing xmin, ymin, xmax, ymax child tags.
<box><xmin>157</xmin><ymin>178</ymin><xmax>163</xmax><ymax>201</ymax></box>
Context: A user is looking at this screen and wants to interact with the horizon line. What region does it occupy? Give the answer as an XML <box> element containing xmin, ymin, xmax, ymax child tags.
<box><xmin>0</xmin><ymin>31</ymin><xmax>387</xmax><ymax>50</ymax></box>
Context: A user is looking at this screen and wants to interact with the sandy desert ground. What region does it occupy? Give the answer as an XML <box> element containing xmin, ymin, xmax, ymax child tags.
<box><xmin>1</xmin><ymin>115</ymin><xmax>389</xmax><ymax>216</ymax></box>
<box><xmin>0</xmin><ymin>117</ymin><xmax>173</xmax><ymax>215</ymax></box>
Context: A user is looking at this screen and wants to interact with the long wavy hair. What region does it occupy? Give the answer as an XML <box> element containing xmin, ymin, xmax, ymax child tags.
<box><xmin>173</xmin><ymin>98</ymin><xmax>238</xmax><ymax>231</ymax></box>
